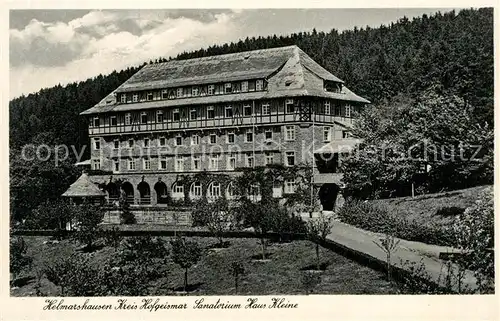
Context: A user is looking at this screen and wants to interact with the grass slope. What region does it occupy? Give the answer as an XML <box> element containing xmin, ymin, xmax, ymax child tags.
<box><xmin>370</xmin><ymin>185</ymin><xmax>492</xmax><ymax>226</ymax></box>
<box><xmin>11</xmin><ymin>236</ymin><xmax>397</xmax><ymax>296</ymax></box>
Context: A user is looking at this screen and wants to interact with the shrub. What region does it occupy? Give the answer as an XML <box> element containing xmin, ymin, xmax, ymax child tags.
<box><xmin>452</xmin><ymin>187</ymin><xmax>494</xmax><ymax>293</ymax></box>
<box><xmin>45</xmin><ymin>254</ymin><xmax>105</xmax><ymax>296</ymax></box>
<box><xmin>100</xmin><ymin>260</ymin><xmax>151</xmax><ymax>296</ymax></box>
<box><xmin>102</xmin><ymin>226</ymin><xmax>122</xmax><ymax>249</ymax></box>
<box><xmin>24</xmin><ymin>200</ymin><xmax>73</xmax><ymax>230</ymax></box>
<box><xmin>435</xmin><ymin>206</ymin><xmax>465</xmax><ymax>217</ymax></box>
<box><xmin>191</xmin><ymin>199</ymin><xmax>210</xmax><ymax>227</ymax></box>
<box><xmin>307</xmin><ymin>212</ymin><xmax>337</xmax><ymax>270</ymax></box>
<box><xmin>120</xmin><ymin>202</ymin><xmax>136</xmax><ymax>224</ymax></box>
<box><xmin>70</xmin><ymin>203</ymin><xmax>105</xmax><ymax>250</ymax></box>
<box><xmin>229</xmin><ymin>261</ymin><xmax>246</xmax><ymax>294</ymax></box>
<box><xmin>119</xmin><ymin>236</ymin><xmax>169</xmax><ymax>278</ymax></box>
<box><xmin>170</xmin><ymin>237</ymin><xmax>203</xmax><ymax>292</ymax></box>
<box><xmin>10</xmin><ymin>236</ymin><xmax>32</xmax><ymax>281</ymax></box>
<box><xmin>301</xmin><ymin>271</ymin><xmax>321</xmax><ymax>294</ymax></box>
<box><xmin>338</xmin><ymin>200</ymin><xmax>456</xmax><ymax>247</ymax></box>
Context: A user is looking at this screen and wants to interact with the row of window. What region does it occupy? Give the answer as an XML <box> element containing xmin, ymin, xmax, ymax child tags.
<box><xmin>91</xmin><ymin>151</ymin><xmax>296</xmax><ymax>172</ymax></box>
<box><xmin>91</xmin><ymin>126</ymin><xmax>337</xmax><ymax>151</ymax></box>
<box><xmin>119</xmin><ymin>79</ymin><xmax>267</xmax><ymax>104</ymax></box>
<box><xmin>90</xmin><ymin>100</ymin><xmax>353</xmax><ymax>127</ymax></box>
<box><xmin>171</xmin><ymin>179</ymin><xmax>297</xmax><ymax>198</ymax></box>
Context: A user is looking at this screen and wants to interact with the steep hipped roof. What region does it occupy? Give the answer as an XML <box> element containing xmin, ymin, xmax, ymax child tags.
<box><xmin>62</xmin><ymin>173</ymin><xmax>106</xmax><ymax>197</ymax></box>
<box><xmin>81</xmin><ymin>45</ymin><xmax>369</xmax><ymax>115</ymax></box>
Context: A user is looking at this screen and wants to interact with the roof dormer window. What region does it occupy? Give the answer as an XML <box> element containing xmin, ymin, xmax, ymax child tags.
<box><xmin>324</xmin><ymin>80</ymin><xmax>342</xmax><ymax>93</ymax></box>
<box><xmin>225</xmin><ymin>83</ymin><xmax>232</xmax><ymax>94</ymax></box>
<box><xmin>120</xmin><ymin>94</ymin><xmax>126</xmax><ymax>103</ymax></box>
<box><xmin>256</xmin><ymin>79</ymin><xmax>263</xmax><ymax>91</ymax></box>
<box><xmin>241</xmin><ymin>81</ymin><xmax>248</xmax><ymax>92</ymax></box>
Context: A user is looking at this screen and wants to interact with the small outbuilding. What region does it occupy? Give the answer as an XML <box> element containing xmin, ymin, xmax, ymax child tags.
<box><xmin>62</xmin><ymin>172</ymin><xmax>106</xmax><ymax>205</ymax></box>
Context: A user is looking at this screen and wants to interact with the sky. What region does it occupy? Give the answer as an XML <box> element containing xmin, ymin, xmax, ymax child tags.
<box><xmin>9</xmin><ymin>8</ymin><xmax>460</xmax><ymax>99</ymax></box>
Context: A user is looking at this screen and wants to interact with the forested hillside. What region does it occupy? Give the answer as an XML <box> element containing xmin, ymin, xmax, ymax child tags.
<box><xmin>9</xmin><ymin>8</ymin><xmax>494</xmax><ymax>222</ymax></box>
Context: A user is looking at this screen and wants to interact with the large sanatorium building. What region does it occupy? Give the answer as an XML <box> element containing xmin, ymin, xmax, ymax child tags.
<box><xmin>67</xmin><ymin>45</ymin><xmax>369</xmax><ymax>212</ymax></box>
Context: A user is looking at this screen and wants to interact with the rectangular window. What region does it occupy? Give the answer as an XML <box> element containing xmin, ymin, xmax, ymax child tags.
<box><xmin>157</xmin><ymin>111</ymin><xmax>164</xmax><ymax>122</ymax></box>
<box><xmin>265</xmin><ymin>152</ymin><xmax>273</xmax><ymax>165</ymax></box>
<box><xmin>132</xmin><ymin>94</ymin><xmax>138</xmax><ymax>102</ymax></box>
<box><xmin>191</xmin><ymin>134</ymin><xmax>200</xmax><ymax>145</ymax></box>
<box><xmin>113</xmin><ymin>139</ymin><xmax>120</xmax><ymax>149</ymax></box>
<box><xmin>207</xmin><ymin>85</ymin><xmax>215</xmax><ymax>95</ymax></box>
<box><xmin>110</xmin><ymin>116</ymin><xmax>117</xmax><ymax>126</ymax></box>
<box><xmin>177</xmin><ymin>88</ymin><xmax>183</xmax><ymax>98</ymax></box>
<box><xmin>143</xmin><ymin>158</ymin><xmax>151</xmax><ymax>170</ymax></box>
<box><xmin>285</xmin><ymin>99</ymin><xmax>295</xmax><ymax>113</ymax></box>
<box><xmin>173</xmin><ymin>109</ymin><xmax>180</xmax><ymax>121</ymax></box>
<box><xmin>159</xmin><ymin>157</ymin><xmax>167</xmax><ymax>170</ymax></box>
<box><xmin>245</xmin><ymin>129</ymin><xmax>253</xmax><ymax>143</ymax></box>
<box><xmin>225</xmin><ymin>106</ymin><xmax>233</xmax><ymax>118</ymax></box>
<box><xmin>128</xmin><ymin>158</ymin><xmax>136</xmax><ymax>170</ymax></box>
<box><xmin>246</xmin><ymin>153</ymin><xmax>254</xmax><ymax>168</ymax></box>
<box><xmin>210</xmin><ymin>134</ymin><xmax>217</xmax><ymax>144</ymax></box>
<box><xmin>120</xmin><ymin>94</ymin><xmax>126</xmax><ymax>103</ymax></box>
<box><xmin>256</xmin><ymin>79</ymin><xmax>263</xmax><ymax>91</ymax></box>
<box><xmin>228</xmin><ymin>153</ymin><xmax>236</xmax><ymax>170</ymax></box>
<box><xmin>335</xmin><ymin>104</ymin><xmax>341</xmax><ymax>116</ymax></box>
<box><xmin>209</xmin><ymin>155</ymin><xmax>220</xmax><ymax>171</ymax></box>
<box><xmin>207</xmin><ymin>106</ymin><xmax>215</xmax><ymax>119</ymax></box>
<box><xmin>192</xmin><ymin>87</ymin><xmax>199</xmax><ymax>96</ymax></box>
<box><xmin>114</xmin><ymin>160</ymin><xmax>120</xmax><ymax>172</ymax></box>
<box><xmin>144</xmin><ymin>138</ymin><xmax>150</xmax><ymax>148</ymax></box>
<box><xmin>192</xmin><ymin>156</ymin><xmax>201</xmax><ymax>171</ymax></box>
<box><xmin>227</xmin><ymin>132</ymin><xmax>235</xmax><ymax>144</ymax></box>
<box><xmin>284</xmin><ymin>179</ymin><xmax>296</xmax><ymax>194</ymax></box>
<box><xmin>241</xmin><ymin>81</ymin><xmax>248</xmax><ymax>92</ymax></box>
<box><xmin>147</xmin><ymin>92</ymin><xmax>153</xmax><ymax>101</ymax></box>
<box><xmin>225</xmin><ymin>83</ymin><xmax>232</xmax><ymax>94</ymax></box>
<box><xmin>262</xmin><ymin>103</ymin><xmax>270</xmax><ymax>115</ymax></box>
<box><xmin>175</xmin><ymin>135</ymin><xmax>183</xmax><ymax>146</ymax></box>
<box><xmin>343</xmin><ymin>130</ymin><xmax>350</xmax><ymax>139</ymax></box>
<box><xmin>192</xmin><ymin>182</ymin><xmax>202</xmax><ymax>197</ymax></box>
<box><xmin>174</xmin><ymin>183</ymin><xmax>184</xmax><ymax>194</ymax></box>
<box><xmin>93</xmin><ymin>138</ymin><xmax>100</xmax><ymax>150</ymax></box>
<box><xmin>285</xmin><ymin>125</ymin><xmax>295</xmax><ymax>141</ymax></box>
<box><xmin>175</xmin><ymin>156</ymin><xmax>184</xmax><ymax>172</ymax></box>
<box><xmin>162</xmin><ymin>90</ymin><xmax>168</xmax><ymax>99</ymax></box>
<box><xmin>93</xmin><ymin>117</ymin><xmax>100</xmax><ymax>127</ymax></box>
<box><xmin>248</xmin><ymin>80</ymin><xmax>256</xmax><ymax>92</ymax></box>
<box><xmin>265</xmin><ymin>129</ymin><xmax>273</xmax><ymax>140</ymax></box>
<box><xmin>324</xmin><ymin>101</ymin><xmax>331</xmax><ymax>115</ymax></box>
<box><xmin>323</xmin><ymin>127</ymin><xmax>332</xmax><ymax>142</ymax></box>
<box><xmin>346</xmin><ymin>105</ymin><xmax>352</xmax><ymax>117</ymax></box>
<box><xmin>125</xmin><ymin>113</ymin><xmax>131</xmax><ymax>125</ymax></box>
<box><xmin>243</xmin><ymin>104</ymin><xmax>252</xmax><ymax>116</ymax></box>
<box><xmin>141</xmin><ymin>112</ymin><xmax>148</xmax><ymax>124</ymax></box>
<box><xmin>128</xmin><ymin>139</ymin><xmax>134</xmax><ymax>148</ymax></box>
<box><xmin>91</xmin><ymin>159</ymin><xmax>101</xmax><ymax>170</ymax></box>
<box><xmin>159</xmin><ymin>137</ymin><xmax>166</xmax><ymax>146</ymax></box>
<box><xmin>190</xmin><ymin>109</ymin><xmax>197</xmax><ymax>120</ymax></box>
<box><xmin>285</xmin><ymin>151</ymin><xmax>295</xmax><ymax>167</ymax></box>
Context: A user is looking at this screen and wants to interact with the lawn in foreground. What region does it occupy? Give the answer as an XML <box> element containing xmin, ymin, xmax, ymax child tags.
<box><xmin>11</xmin><ymin>236</ymin><xmax>397</xmax><ymax>296</ymax></box>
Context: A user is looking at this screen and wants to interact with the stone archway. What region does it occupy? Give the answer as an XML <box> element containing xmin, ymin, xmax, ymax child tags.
<box><xmin>137</xmin><ymin>181</ymin><xmax>151</xmax><ymax>204</ymax></box>
<box><xmin>318</xmin><ymin>183</ymin><xmax>341</xmax><ymax>211</ymax></box>
<box><xmin>154</xmin><ymin>180</ymin><xmax>168</xmax><ymax>204</ymax></box>
<box><xmin>121</xmin><ymin>181</ymin><xmax>135</xmax><ymax>204</ymax></box>
<box><xmin>106</xmin><ymin>181</ymin><xmax>120</xmax><ymax>200</ymax></box>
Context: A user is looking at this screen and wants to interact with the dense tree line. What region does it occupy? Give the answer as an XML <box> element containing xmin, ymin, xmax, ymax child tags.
<box><xmin>9</xmin><ymin>8</ymin><xmax>493</xmax><ymax>221</ymax></box>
